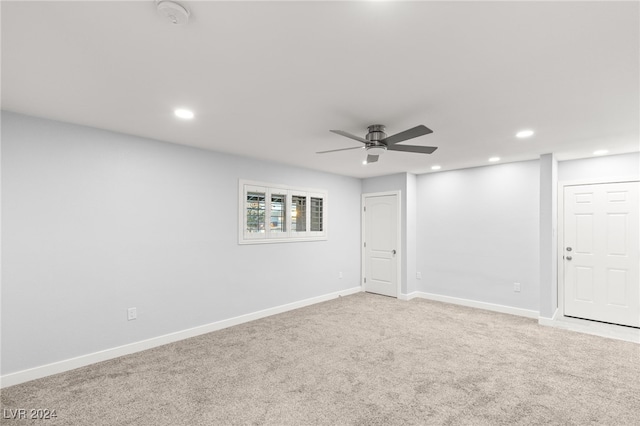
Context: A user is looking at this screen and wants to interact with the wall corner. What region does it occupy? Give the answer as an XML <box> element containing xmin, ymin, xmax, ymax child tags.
<box><xmin>539</xmin><ymin>153</ymin><xmax>558</xmax><ymax>319</ymax></box>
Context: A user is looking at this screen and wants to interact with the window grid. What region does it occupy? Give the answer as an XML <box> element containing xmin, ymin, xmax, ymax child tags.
<box><xmin>246</xmin><ymin>192</ymin><xmax>265</xmax><ymax>233</ymax></box>
<box><xmin>240</xmin><ymin>180</ymin><xmax>327</xmax><ymax>244</ymax></box>
<box><xmin>270</xmin><ymin>194</ymin><xmax>286</xmax><ymax>233</ymax></box>
<box><xmin>310</xmin><ymin>197</ymin><xmax>323</xmax><ymax>232</ymax></box>
<box><xmin>291</xmin><ymin>195</ymin><xmax>307</xmax><ymax>233</ymax></box>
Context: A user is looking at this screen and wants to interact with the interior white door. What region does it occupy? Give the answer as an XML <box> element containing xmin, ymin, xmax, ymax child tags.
<box><xmin>563</xmin><ymin>181</ymin><xmax>640</xmax><ymax>327</ymax></box>
<box><xmin>364</xmin><ymin>194</ymin><xmax>398</xmax><ymax>297</ymax></box>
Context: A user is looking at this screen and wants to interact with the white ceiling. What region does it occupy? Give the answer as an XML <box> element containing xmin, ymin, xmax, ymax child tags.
<box><xmin>2</xmin><ymin>1</ymin><xmax>638</xmax><ymax>179</ymax></box>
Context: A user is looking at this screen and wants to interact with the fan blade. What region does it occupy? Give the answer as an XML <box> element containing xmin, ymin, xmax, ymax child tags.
<box><xmin>366</xmin><ymin>154</ymin><xmax>379</xmax><ymax>163</ymax></box>
<box><xmin>387</xmin><ymin>144</ymin><xmax>438</xmax><ymax>154</ymax></box>
<box><xmin>330</xmin><ymin>130</ymin><xmax>369</xmax><ymax>144</ymax></box>
<box><xmin>381</xmin><ymin>125</ymin><xmax>433</xmax><ymax>145</ymax></box>
<box><xmin>316</xmin><ymin>146</ymin><xmax>364</xmax><ymax>154</ymax></box>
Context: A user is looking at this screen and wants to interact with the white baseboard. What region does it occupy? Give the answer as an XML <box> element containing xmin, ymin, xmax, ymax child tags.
<box><xmin>539</xmin><ymin>313</ymin><xmax>640</xmax><ymax>344</ymax></box>
<box><xmin>1</xmin><ymin>286</ymin><xmax>362</xmax><ymax>389</ymax></box>
<box><xmin>398</xmin><ymin>292</ymin><xmax>419</xmax><ymax>301</ymax></box>
<box><xmin>537</xmin><ymin>308</ymin><xmax>559</xmax><ymax>326</ymax></box>
<box><xmin>407</xmin><ymin>292</ymin><xmax>539</xmax><ymax>319</ymax></box>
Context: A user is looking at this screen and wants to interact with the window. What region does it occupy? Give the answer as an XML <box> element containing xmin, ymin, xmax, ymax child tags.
<box><xmin>310</xmin><ymin>197</ymin><xmax>323</xmax><ymax>232</ymax></box>
<box><xmin>270</xmin><ymin>193</ymin><xmax>286</xmax><ymax>234</ymax></box>
<box><xmin>246</xmin><ymin>191</ymin><xmax>266</xmax><ymax>234</ymax></box>
<box><xmin>239</xmin><ymin>180</ymin><xmax>327</xmax><ymax>244</ymax></box>
<box><xmin>291</xmin><ymin>195</ymin><xmax>307</xmax><ymax>233</ymax></box>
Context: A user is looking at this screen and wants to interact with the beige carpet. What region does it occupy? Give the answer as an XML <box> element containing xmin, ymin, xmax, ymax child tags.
<box><xmin>2</xmin><ymin>293</ymin><xmax>639</xmax><ymax>425</ymax></box>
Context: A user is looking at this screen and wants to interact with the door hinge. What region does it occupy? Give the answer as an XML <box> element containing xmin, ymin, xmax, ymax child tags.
<box><xmin>364</xmin><ymin>242</ymin><xmax>366</xmax><ymax>248</ymax></box>
<box><xmin>364</xmin><ymin>277</ymin><xmax>366</xmax><ymax>283</ymax></box>
<box><xmin>364</xmin><ymin>206</ymin><xmax>366</xmax><ymax>212</ymax></box>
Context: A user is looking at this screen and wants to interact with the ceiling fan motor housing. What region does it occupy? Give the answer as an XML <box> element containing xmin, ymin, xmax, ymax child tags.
<box><xmin>366</xmin><ymin>125</ymin><xmax>387</xmax><ymax>143</ymax></box>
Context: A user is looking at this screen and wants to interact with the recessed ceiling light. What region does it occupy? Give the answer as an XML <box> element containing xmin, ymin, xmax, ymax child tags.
<box><xmin>174</xmin><ymin>108</ymin><xmax>194</xmax><ymax>119</ymax></box>
<box><xmin>489</xmin><ymin>157</ymin><xmax>501</xmax><ymax>162</ymax></box>
<box><xmin>431</xmin><ymin>165</ymin><xmax>442</xmax><ymax>170</ymax></box>
<box><xmin>593</xmin><ymin>149</ymin><xmax>609</xmax><ymax>156</ymax></box>
<box><xmin>362</xmin><ymin>160</ymin><xmax>368</xmax><ymax>165</ymax></box>
<box><xmin>516</xmin><ymin>129</ymin><xmax>534</xmax><ymax>138</ymax></box>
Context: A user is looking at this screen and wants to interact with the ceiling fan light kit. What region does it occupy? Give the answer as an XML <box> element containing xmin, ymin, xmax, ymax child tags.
<box><xmin>319</xmin><ymin>124</ymin><xmax>437</xmax><ymax>164</ymax></box>
<box><xmin>367</xmin><ymin>146</ymin><xmax>387</xmax><ymax>156</ymax></box>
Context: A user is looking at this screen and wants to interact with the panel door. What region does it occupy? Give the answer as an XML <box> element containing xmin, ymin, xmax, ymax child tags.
<box><xmin>364</xmin><ymin>194</ymin><xmax>398</xmax><ymax>297</ymax></box>
<box><xmin>564</xmin><ymin>181</ymin><xmax>640</xmax><ymax>327</ymax></box>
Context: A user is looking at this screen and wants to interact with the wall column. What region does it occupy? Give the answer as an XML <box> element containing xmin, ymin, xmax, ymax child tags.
<box><xmin>539</xmin><ymin>153</ymin><xmax>558</xmax><ymax>319</ymax></box>
<box><xmin>404</xmin><ymin>173</ymin><xmax>417</xmax><ymax>295</ymax></box>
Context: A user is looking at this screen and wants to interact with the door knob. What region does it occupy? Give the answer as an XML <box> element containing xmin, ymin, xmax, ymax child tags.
<box><xmin>566</xmin><ymin>256</ymin><xmax>572</xmax><ymax>261</ymax></box>
<box><xmin>566</xmin><ymin>247</ymin><xmax>572</xmax><ymax>252</ymax></box>
<box><xmin>392</xmin><ymin>249</ymin><xmax>396</xmax><ymax>255</ymax></box>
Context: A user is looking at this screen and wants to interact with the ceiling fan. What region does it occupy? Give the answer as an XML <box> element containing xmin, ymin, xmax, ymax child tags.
<box><xmin>318</xmin><ymin>124</ymin><xmax>437</xmax><ymax>163</ymax></box>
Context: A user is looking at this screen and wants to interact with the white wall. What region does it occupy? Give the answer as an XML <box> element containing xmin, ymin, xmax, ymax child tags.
<box><xmin>361</xmin><ymin>173</ymin><xmax>415</xmax><ymax>295</ymax></box>
<box><xmin>405</xmin><ymin>174</ymin><xmax>418</xmax><ymax>295</ymax></box>
<box><xmin>361</xmin><ymin>173</ymin><xmax>407</xmax><ymax>195</ymax></box>
<box><xmin>542</xmin><ymin>152</ymin><xmax>640</xmax><ymax>319</ymax></box>
<box><xmin>539</xmin><ymin>154</ymin><xmax>558</xmax><ymax>319</ymax></box>
<box><xmin>558</xmin><ymin>152</ymin><xmax>639</xmax><ymax>182</ymax></box>
<box><xmin>4</xmin><ymin>110</ymin><xmax>636</xmax><ymax>378</ymax></box>
<box><xmin>416</xmin><ymin>161</ymin><xmax>541</xmax><ymax>310</ymax></box>
<box><xmin>1</xmin><ymin>111</ymin><xmax>362</xmax><ymax>375</ymax></box>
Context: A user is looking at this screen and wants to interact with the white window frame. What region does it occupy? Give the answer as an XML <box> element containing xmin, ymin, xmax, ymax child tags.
<box><xmin>243</xmin><ymin>184</ymin><xmax>268</xmax><ymax>241</ymax></box>
<box><xmin>239</xmin><ymin>179</ymin><xmax>328</xmax><ymax>244</ymax></box>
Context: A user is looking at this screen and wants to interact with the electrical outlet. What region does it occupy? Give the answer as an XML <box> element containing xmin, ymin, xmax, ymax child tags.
<box><xmin>127</xmin><ymin>307</ymin><xmax>137</xmax><ymax>321</ymax></box>
<box><xmin>514</xmin><ymin>283</ymin><xmax>521</xmax><ymax>293</ymax></box>
<box><xmin>338</xmin><ymin>272</ymin><xmax>343</xmax><ymax>279</ymax></box>
<box><xmin>416</xmin><ymin>272</ymin><xmax>422</xmax><ymax>279</ymax></box>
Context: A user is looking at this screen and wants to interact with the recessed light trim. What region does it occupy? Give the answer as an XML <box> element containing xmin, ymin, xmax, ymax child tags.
<box><xmin>593</xmin><ymin>149</ymin><xmax>609</xmax><ymax>156</ymax></box>
<box><xmin>516</xmin><ymin>129</ymin><xmax>534</xmax><ymax>138</ymax></box>
<box><xmin>431</xmin><ymin>165</ymin><xmax>442</xmax><ymax>170</ymax></box>
<box><xmin>174</xmin><ymin>108</ymin><xmax>194</xmax><ymax>119</ymax></box>
<box><xmin>488</xmin><ymin>157</ymin><xmax>501</xmax><ymax>162</ymax></box>
<box><xmin>362</xmin><ymin>160</ymin><xmax>368</xmax><ymax>165</ymax></box>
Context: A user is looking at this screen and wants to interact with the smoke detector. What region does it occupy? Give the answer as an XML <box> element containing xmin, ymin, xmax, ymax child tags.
<box><xmin>156</xmin><ymin>1</ymin><xmax>190</xmax><ymax>25</ymax></box>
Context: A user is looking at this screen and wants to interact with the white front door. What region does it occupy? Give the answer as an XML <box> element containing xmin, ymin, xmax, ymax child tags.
<box><xmin>364</xmin><ymin>194</ymin><xmax>399</xmax><ymax>297</ymax></box>
<box><xmin>563</xmin><ymin>181</ymin><xmax>640</xmax><ymax>327</ymax></box>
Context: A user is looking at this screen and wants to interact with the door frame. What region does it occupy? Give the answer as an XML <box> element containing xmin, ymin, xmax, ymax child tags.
<box><xmin>557</xmin><ymin>177</ymin><xmax>640</xmax><ymax>323</ymax></box>
<box><xmin>361</xmin><ymin>191</ymin><xmax>402</xmax><ymax>298</ymax></box>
